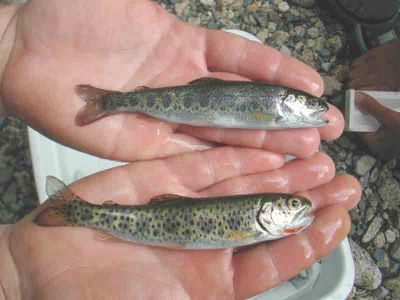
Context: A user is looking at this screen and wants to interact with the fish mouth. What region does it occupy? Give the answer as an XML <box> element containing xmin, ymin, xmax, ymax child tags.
<box><xmin>309</xmin><ymin>109</ymin><xmax>328</xmax><ymax>119</ymax></box>
<box><xmin>287</xmin><ymin>206</ymin><xmax>314</xmax><ymax>232</ymax></box>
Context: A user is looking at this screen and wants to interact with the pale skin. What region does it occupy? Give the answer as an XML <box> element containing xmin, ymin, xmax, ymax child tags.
<box><xmin>0</xmin><ymin>0</ymin><xmax>360</xmax><ymax>299</ymax></box>
<box><xmin>1</xmin><ymin>147</ymin><xmax>360</xmax><ymax>300</ymax></box>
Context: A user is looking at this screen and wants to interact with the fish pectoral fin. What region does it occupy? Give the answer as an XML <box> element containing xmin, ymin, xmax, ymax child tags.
<box><xmin>228</xmin><ymin>231</ymin><xmax>260</xmax><ymax>241</ymax></box>
<box><xmin>149</xmin><ymin>194</ymin><xmax>189</xmax><ymax>205</ymax></box>
<box><xmin>189</xmin><ymin>77</ymin><xmax>225</xmax><ymax>85</ymax></box>
<box><xmin>46</xmin><ymin>176</ymin><xmax>68</xmax><ymax>197</ymax></box>
<box><xmin>134</xmin><ymin>85</ymin><xmax>150</xmax><ymax>92</ymax></box>
<box><xmin>251</xmin><ymin>112</ymin><xmax>276</xmax><ymax>121</ymax></box>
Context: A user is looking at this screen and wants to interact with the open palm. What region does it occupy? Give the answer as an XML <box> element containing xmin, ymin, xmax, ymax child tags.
<box><xmin>2</xmin><ymin>147</ymin><xmax>360</xmax><ymax>299</ymax></box>
<box><xmin>2</xmin><ymin>0</ymin><xmax>343</xmax><ymax>161</ymax></box>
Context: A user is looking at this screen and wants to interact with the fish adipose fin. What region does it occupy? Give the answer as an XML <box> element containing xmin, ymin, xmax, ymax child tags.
<box><xmin>75</xmin><ymin>84</ymin><xmax>114</xmax><ymax>126</ymax></box>
<box><xmin>149</xmin><ymin>194</ymin><xmax>189</xmax><ymax>204</ymax></box>
<box><xmin>34</xmin><ymin>176</ymin><xmax>78</xmax><ymax>227</ymax></box>
<box><xmin>189</xmin><ymin>77</ymin><xmax>225</xmax><ymax>85</ymax></box>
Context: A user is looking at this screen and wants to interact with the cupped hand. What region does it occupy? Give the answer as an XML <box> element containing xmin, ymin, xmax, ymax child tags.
<box><xmin>1</xmin><ymin>0</ymin><xmax>343</xmax><ymax>161</ymax></box>
<box><xmin>1</xmin><ymin>147</ymin><xmax>360</xmax><ymax>299</ymax></box>
<box><xmin>356</xmin><ymin>93</ymin><xmax>400</xmax><ymax>159</ymax></box>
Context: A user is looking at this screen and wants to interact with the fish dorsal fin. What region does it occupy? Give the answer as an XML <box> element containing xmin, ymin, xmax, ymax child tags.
<box><xmin>149</xmin><ymin>194</ymin><xmax>189</xmax><ymax>204</ymax></box>
<box><xmin>134</xmin><ymin>86</ymin><xmax>150</xmax><ymax>92</ymax></box>
<box><xmin>46</xmin><ymin>176</ymin><xmax>69</xmax><ymax>197</ymax></box>
<box><xmin>189</xmin><ymin>77</ymin><xmax>225</xmax><ymax>85</ymax></box>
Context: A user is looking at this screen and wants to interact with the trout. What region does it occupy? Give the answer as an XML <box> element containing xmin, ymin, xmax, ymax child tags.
<box><xmin>75</xmin><ymin>77</ymin><xmax>328</xmax><ymax>129</ymax></box>
<box><xmin>34</xmin><ymin>176</ymin><xmax>314</xmax><ymax>249</ymax></box>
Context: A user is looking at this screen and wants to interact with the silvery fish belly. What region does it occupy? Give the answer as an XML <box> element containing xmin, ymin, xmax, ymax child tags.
<box><xmin>34</xmin><ymin>177</ymin><xmax>314</xmax><ymax>250</ymax></box>
<box><xmin>75</xmin><ymin>77</ymin><xmax>329</xmax><ymax>129</ymax></box>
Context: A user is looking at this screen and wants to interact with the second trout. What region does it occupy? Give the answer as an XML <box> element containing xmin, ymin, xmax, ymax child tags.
<box><xmin>75</xmin><ymin>78</ymin><xmax>328</xmax><ymax>129</ymax></box>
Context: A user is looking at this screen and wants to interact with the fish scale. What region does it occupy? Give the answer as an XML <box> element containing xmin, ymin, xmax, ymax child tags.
<box><xmin>34</xmin><ymin>177</ymin><xmax>315</xmax><ymax>250</ymax></box>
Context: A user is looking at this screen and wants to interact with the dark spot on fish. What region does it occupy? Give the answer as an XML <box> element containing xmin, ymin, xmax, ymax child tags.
<box><xmin>184</xmin><ymin>98</ymin><xmax>193</xmax><ymax>108</ymax></box>
<box><xmin>163</xmin><ymin>94</ymin><xmax>172</xmax><ymax>108</ymax></box>
<box><xmin>184</xmin><ymin>229</ymin><xmax>191</xmax><ymax>236</ymax></box>
<box><xmin>146</xmin><ymin>96</ymin><xmax>155</xmax><ymax>108</ymax></box>
<box><xmin>199</xmin><ymin>98</ymin><xmax>208</xmax><ymax>107</ymax></box>
<box><xmin>100</xmin><ymin>213</ymin><xmax>106</xmax><ymax>218</ymax></box>
<box><xmin>123</xmin><ymin>224</ymin><xmax>128</xmax><ymax>229</ymax></box>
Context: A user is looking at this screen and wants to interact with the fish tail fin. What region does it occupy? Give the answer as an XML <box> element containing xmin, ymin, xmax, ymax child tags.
<box><xmin>33</xmin><ymin>176</ymin><xmax>80</xmax><ymax>227</ymax></box>
<box><xmin>75</xmin><ymin>84</ymin><xmax>113</xmax><ymax>126</ymax></box>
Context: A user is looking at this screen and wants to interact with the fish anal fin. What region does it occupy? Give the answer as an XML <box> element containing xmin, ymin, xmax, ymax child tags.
<box><xmin>149</xmin><ymin>194</ymin><xmax>188</xmax><ymax>204</ymax></box>
<box><xmin>189</xmin><ymin>77</ymin><xmax>225</xmax><ymax>85</ymax></box>
<box><xmin>134</xmin><ymin>86</ymin><xmax>150</xmax><ymax>92</ymax></box>
<box><xmin>228</xmin><ymin>231</ymin><xmax>259</xmax><ymax>241</ymax></box>
<box><xmin>252</xmin><ymin>113</ymin><xmax>276</xmax><ymax>121</ymax></box>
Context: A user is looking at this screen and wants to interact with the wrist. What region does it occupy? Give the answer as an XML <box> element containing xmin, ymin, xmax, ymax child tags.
<box><xmin>0</xmin><ymin>225</ymin><xmax>20</xmax><ymax>300</ymax></box>
<box><xmin>0</xmin><ymin>4</ymin><xmax>18</xmax><ymax>116</ymax></box>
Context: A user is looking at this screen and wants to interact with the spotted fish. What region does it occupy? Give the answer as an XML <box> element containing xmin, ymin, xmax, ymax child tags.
<box><xmin>34</xmin><ymin>176</ymin><xmax>314</xmax><ymax>249</ymax></box>
<box><xmin>75</xmin><ymin>77</ymin><xmax>328</xmax><ymax>129</ymax></box>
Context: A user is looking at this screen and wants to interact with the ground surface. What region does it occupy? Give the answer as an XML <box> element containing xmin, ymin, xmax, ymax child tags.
<box><xmin>0</xmin><ymin>0</ymin><xmax>399</xmax><ymax>299</ymax></box>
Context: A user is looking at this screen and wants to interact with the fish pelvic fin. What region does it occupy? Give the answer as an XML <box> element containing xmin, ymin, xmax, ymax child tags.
<box><xmin>34</xmin><ymin>176</ymin><xmax>80</xmax><ymax>227</ymax></box>
<box><xmin>75</xmin><ymin>84</ymin><xmax>113</xmax><ymax>126</ymax></box>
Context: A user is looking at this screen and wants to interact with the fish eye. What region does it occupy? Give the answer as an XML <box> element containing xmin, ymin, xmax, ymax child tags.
<box><xmin>288</xmin><ymin>198</ymin><xmax>301</xmax><ymax>209</ymax></box>
<box><xmin>308</xmin><ymin>98</ymin><xmax>319</xmax><ymax>107</ymax></box>
<box><xmin>298</xmin><ymin>95</ymin><xmax>307</xmax><ymax>103</ymax></box>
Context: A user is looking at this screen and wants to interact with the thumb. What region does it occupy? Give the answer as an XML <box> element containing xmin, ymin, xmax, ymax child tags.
<box><xmin>355</xmin><ymin>92</ymin><xmax>400</xmax><ymax>130</ymax></box>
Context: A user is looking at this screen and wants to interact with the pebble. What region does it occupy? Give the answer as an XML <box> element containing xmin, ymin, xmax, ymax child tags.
<box><xmin>331</xmin><ymin>64</ymin><xmax>350</xmax><ymax>82</ymax></box>
<box><xmin>365</xmin><ymin>208</ymin><xmax>375</xmax><ymax>223</ymax></box>
<box><xmin>369</xmin><ymin>167</ymin><xmax>379</xmax><ymax>183</ymax></box>
<box><xmin>306</xmin><ymin>39</ymin><xmax>315</xmax><ymax>48</ymax></box>
<box><xmin>290</xmin><ymin>0</ymin><xmax>315</xmax><ymax>8</ymax></box>
<box><xmin>322</xmin><ymin>75</ymin><xmax>342</xmax><ymax>96</ymax></box>
<box><xmin>377</xmin><ymin>178</ymin><xmax>400</xmax><ymax>210</ymax></box>
<box><xmin>0</xmin><ymin>165</ymin><xmax>14</xmax><ymax>185</ymax></box>
<box><xmin>256</xmin><ymin>30</ymin><xmax>269</xmax><ymax>43</ymax></box>
<box><xmin>335</xmin><ymin>135</ymin><xmax>351</xmax><ymax>149</ymax></box>
<box><xmin>277</xmin><ymin>1</ymin><xmax>289</xmax><ymax>12</ymax></box>
<box><xmin>280</xmin><ymin>45</ymin><xmax>292</xmax><ymax>56</ymax></box>
<box><xmin>272</xmin><ymin>30</ymin><xmax>290</xmax><ymax>45</ymax></box>
<box><xmin>294</xmin><ymin>41</ymin><xmax>304</xmax><ymax>51</ymax></box>
<box><xmin>199</xmin><ymin>0</ymin><xmax>215</xmax><ymax>7</ymax></box>
<box><xmin>389</xmin><ymin>240</ymin><xmax>400</xmax><ymax>262</ymax></box>
<box><xmin>314</xmin><ymin>36</ymin><xmax>325</xmax><ymax>50</ymax></box>
<box><xmin>373</xmin><ymin>232</ymin><xmax>386</xmax><ymax>248</ymax></box>
<box><xmin>350</xmin><ymin>238</ymin><xmax>382</xmax><ymax>290</ymax></box>
<box><xmin>267</xmin><ymin>10</ymin><xmax>280</xmax><ymax>21</ymax></box>
<box><xmin>247</xmin><ymin>1</ymin><xmax>261</xmax><ymax>12</ymax></box>
<box><xmin>354</xmin><ymin>155</ymin><xmax>376</xmax><ymax>176</ymax></box>
<box><xmin>383</xmin><ymin>277</ymin><xmax>400</xmax><ymax>292</ymax></box>
<box><xmin>325</xmin><ymin>35</ymin><xmax>342</xmax><ymax>54</ymax></box>
<box><xmin>174</xmin><ymin>2</ymin><xmax>189</xmax><ymax>16</ymax></box>
<box><xmin>318</xmin><ymin>47</ymin><xmax>331</xmax><ymax>57</ymax></box>
<box><xmin>306</xmin><ymin>27</ymin><xmax>318</xmax><ymax>38</ymax></box>
<box><xmin>385</xmin><ymin>229</ymin><xmax>397</xmax><ymax>243</ymax></box>
<box><xmin>267</xmin><ymin>22</ymin><xmax>277</xmax><ymax>33</ymax></box>
<box><xmin>362</xmin><ymin>216</ymin><xmax>383</xmax><ymax>243</ymax></box>
<box><xmin>321</xmin><ymin>62</ymin><xmax>331</xmax><ymax>72</ymax></box>
<box><xmin>294</xmin><ymin>25</ymin><xmax>305</xmax><ymax>37</ymax></box>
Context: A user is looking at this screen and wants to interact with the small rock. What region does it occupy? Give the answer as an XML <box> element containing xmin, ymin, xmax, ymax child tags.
<box><xmin>376</xmin><ymin>251</ymin><xmax>390</xmax><ymax>269</ymax></box>
<box><xmin>322</xmin><ymin>76</ymin><xmax>342</xmax><ymax>96</ymax></box>
<box><xmin>294</xmin><ymin>41</ymin><xmax>304</xmax><ymax>51</ymax></box>
<box><xmin>247</xmin><ymin>1</ymin><xmax>261</xmax><ymax>12</ymax></box>
<box><xmin>362</xmin><ymin>216</ymin><xmax>383</xmax><ymax>243</ymax></box>
<box><xmin>277</xmin><ymin>1</ymin><xmax>290</xmax><ymax>12</ymax></box>
<box><xmin>272</xmin><ymin>30</ymin><xmax>290</xmax><ymax>45</ymax></box>
<box><xmin>369</xmin><ymin>167</ymin><xmax>379</xmax><ymax>183</ymax></box>
<box><xmin>385</xmin><ymin>230</ymin><xmax>397</xmax><ymax>243</ymax></box>
<box><xmin>350</xmin><ymin>238</ymin><xmax>382</xmax><ymax>290</ymax></box>
<box><xmin>174</xmin><ymin>2</ymin><xmax>189</xmax><ymax>16</ymax></box>
<box><xmin>301</xmin><ymin>48</ymin><xmax>315</xmax><ymax>68</ymax></box>
<box><xmin>376</xmin><ymin>287</ymin><xmax>390</xmax><ymax>299</ymax></box>
<box><xmin>383</xmin><ymin>277</ymin><xmax>400</xmax><ymax>291</ymax></box>
<box><xmin>350</xmin><ymin>209</ymin><xmax>362</xmax><ymax>224</ymax></box>
<box><xmin>389</xmin><ymin>240</ymin><xmax>400</xmax><ymax>262</ymax></box>
<box><xmin>294</xmin><ymin>25</ymin><xmax>305</xmax><ymax>37</ymax></box>
<box><xmin>290</xmin><ymin>0</ymin><xmax>315</xmax><ymax>7</ymax></box>
<box><xmin>306</xmin><ymin>27</ymin><xmax>318</xmax><ymax>38</ymax></box>
<box><xmin>267</xmin><ymin>10</ymin><xmax>280</xmax><ymax>21</ymax></box>
<box><xmin>318</xmin><ymin>48</ymin><xmax>331</xmax><ymax>57</ymax></box>
<box><xmin>256</xmin><ymin>30</ymin><xmax>269</xmax><ymax>43</ymax></box>
<box><xmin>354</xmin><ymin>155</ymin><xmax>376</xmax><ymax>176</ymax></box>
<box><xmin>373</xmin><ymin>232</ymin><xmax>386</xmax><ymax>248</ymax></box>
<box><xmin>314</xmin><ymin>36</ymin><xmax>326</xmax><ymax>50</ymax></box>
<box><xmin>267</xmin><ymin>22</ymin><xmax>277</xmax><ymax>33</ymax></box>
<box><xmin>373</xmin><ymin>247</ymin><xmax>386</xmax><ymax>262</ymax></box>
<box><xmin>377</xmin><ymin>178</ymin><xmax>400</xmax><ymax>210</ymax></box>
<box><xmin>199</xmin><ymin>0</ymin><xmax>215</xmax><ymax>7</ymax></box>
<box><xmin>188</xmin><ymin>16</ymin><xmax>201</xmax><ymax>26</ymax></box>
<box><xmin>253</xmin><ymin>12</ymin><xmax>268</xmax><ymax>27</ymax></box>
<box><xmin>336</xmin><ymin>135</ymin><xmax>351</xmax><ymax>148</ymax></box>
<box><xmin>331</xmin><ymin>64</ymin><xmax>350</xmax><ymax>82</ymax></box>
<box><xmin>386</xmin><ymin>158</ymin><xmax>397</xmax><ymax>169</ymax></box>
<box><xmin>280</xmin><ymin>45</ymin><xmax>292</xmax><ymax>56</ymax></box>
<box><xmin>325</xmin><ymin>35</ymin><xmax>342</xmax><ymax>54</ymax></box>
<box><xmin>321</xmin><ymin>62</ymin><xmax>331</xmax><ymax>73</ymax></box>
<box><xmin>0</xmin><ymin>165</ymin><xmax>14</xmax><ymax>184</ymax></box>
<box><xmin>393</xmin><ymin>170</ymin><xmax>400</xmax><ymax>180</ymax></box>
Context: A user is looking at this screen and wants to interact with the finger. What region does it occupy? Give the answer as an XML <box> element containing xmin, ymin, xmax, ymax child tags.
<box><xmin>233</xmin><ymin>206</ymin><xmax>351</xmax><ymax>299</ymax></box>
<box><xmin>298</xmin><ymin>174</ymin><xmax>361</xmax><ymax>211</ymax></box>
<box><xmin>355</xmin><ymin>92</ymin><xmax>400</xmax><ymax>129</ymax></box>
<box><xmin>201</xmin><ymin>152</ymin><xmax>335</xmax><ymax>196</ymax></box>
<box><xmin>178</xmin><ymin>126</ymin><xmax>321</xmax><ymax>159</ymax></box>
<box><xmin>204</xmin><ymin>29</ymin><xmax>324</xmax><ymax>97</ymax></box>
<box><xmin>71</xmin><ymin>147</ymin><xmax>285</xmax><ymax>204</ymax></box>
<box><xmin>317</xmin><ymin>104</ymin><xmax>344</xmax><ymax>141</ymax></box>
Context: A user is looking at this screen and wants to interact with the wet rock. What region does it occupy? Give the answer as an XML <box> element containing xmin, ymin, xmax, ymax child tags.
<box><xmin>318</xmin><ymin>47</ymin><xmax>330</xmax><ymax>57</ymax></box>
<box><xmin>253</xmin><ymin>12</ymin><xmax>268</xmax><ymax>27</ymax></box>
<box><xmin>174</xmin><ymin>1</ymin><xmax>190</xmax><ymax>16</ymax></box>
<box><xmin>331</xmin><ymin>64</ymin><xmax>349</xmax><ymax>82</ymax></box>
<box><xmin>362</xmin><ymin>216</ymin><xmax>383</xmax><ymax>243</ymax></box>
<box><xmin>383</xmin><ymin>277</ymin><xmax>400</xmax><ymax>292</ymax></box>
<box><xmin>365</xmin><ymin>208</ymin><xmax>375</xmax><ymax>223</ymax></box>
<box><xmin>294</xmin><ymin>25</ymin><xmax>305</xmax><ymax>37</ymax></box>
<box><xmin>277</xmin><ymin>1</ymin><xmax>289</xmax><ymax>12</ymax></box>
<box><xmin>350</xmin><ymin>238</ymin><xmax>382</xmax><ymax>290</ymax></box>
<box><xmin>247</xmin><ymin>1</ymin><xmax>261</xmax><ymax>12</ymax></box>
<box><xmin>369</xmin><ymin>167</ymin><xmax>379</xmax><ymax>183</ymax></box>
<box><xmin>256</xmin><ymin>30</ymin><xmax>269</xmax><ymax>43</ymax></box>
<box><xmin>335</xmin><ymin>135</ymin><xmax>351</xmax><ymax>149</ymax></box>
<box><xmin>376</xmin><ymin>287</ymin><xmax>390</xmax><ymax>299</ymax></box>
<box><xmin>322</xmin><ymin>75</ymin><xmax>342</xmax><ymax>96</ymax></box>
<box><xmin>385</xmin><ymin>229</ymin><xmax>396</xmax><ymax>244</ymax></box>
<box><xmin>0</xmin><ymin>165</ymin><xmax>14</xmax><ymax>184</ymax></box>
<box><xmin>199</xmin><ymin>0</ymin><xmax>215</xmax><ymax>7</ymax></box>
<box><xmin>373</xmin><ymin>232</ymin><xmax>386</xmax><ymax>248</ymax></box>
<box><xmin>290</xmin><ymin>0</ymin><xmax>315</xmax><ymax>7</ymax></box>
<box><xmin>280</xmin><ymin>45</ymin><xmax>292</xmax><ymax>56</ymax></box>
<box><xmin>350</xmin><ymin>209</ymin><xmax>362</xmax><ymax>224</ymax></box>
<box><xmin>306</xmin><ymin>39</ymin><xmax>315</xmax><ymax>48</ymax></box>
<box><xmin>389</xmin><ymin>240</ymin><xmax>400</xmax><ymax>262</ymax></box>
<box><xmin>374</xmin><ymin>249</ymin><xmax>390</xmax><ymax>269</ymax></box>
<box><xmin>325</xmin><ymin>35</ymin><xmax>342</xmax><ymax>54</ymax></box>
<box><xmin>306</xmin><ymin>27</ymin><xmax>318</xmax><ymax>38</ymax></box>
<box><xmin>377</xmin><ymin>178</ymin><xmax>400</xmax><ymax>210</ymax></box>
<box><xmin>354</xmin><ymin>155</ymin><xmax>376</xmax><ymax>176</ymax></box>
<box><xmin>321</xmin><ymin>62</ymin><xmax>331</xmax><ymax>72</ymax></box>
<box><xmin>267</xmin><ymin>22</ymin><xmax>277</xmax><ymax>33</ymax></box>
<box><xmin>272</xmin><ymin>30</ymin><xmax>290</xmax><ymax>45</ymax></box>
<box><xmin>294</xmin><ymin>41</ymin><xmax>304</xmax><ymax>51</ymax></box>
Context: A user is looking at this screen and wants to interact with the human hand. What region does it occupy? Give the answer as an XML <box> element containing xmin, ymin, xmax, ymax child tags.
<box><xmin>1</xmin><ymin>147</ymin><xmax>360</xmax><ymax>299</ymax></box>
<box><xmin>356</xmin><ymin>93</ymin><xmax>400</xmax><ymax>159</ymax></box>
<box><xmin>0</xmin><ymin>0</ymin><xmax>344</xmax><ymax>161</ymax></box>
